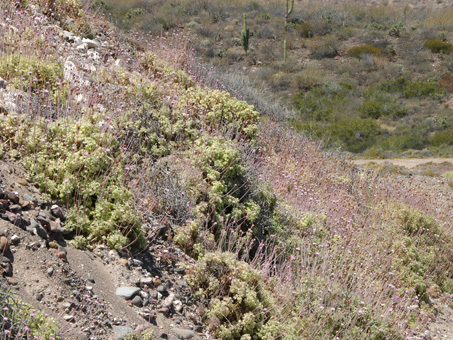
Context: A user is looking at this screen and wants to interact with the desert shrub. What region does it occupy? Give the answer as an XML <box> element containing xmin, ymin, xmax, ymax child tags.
<box><xmin>306</xmin><ymin>35</ymin><xmax>339</xmax><ymax>59</ymax></box>
<box><xmin>430</xmin><ymin>129</ymin><xmax>453</xmax><ymax>146</ymax></box>
<box><xmin>186</xmin><ymin>252</ymin><xmax>274</xmax><ymax>340</ymax></box>
<box><xmin>327</xmin><ymin>117</ymin><xmax>381</xmax><ymax>153</ymax></box>
<box><xmin>424</xmin><ymin>39</ymin><xmax>453</xmax><ymax>54</ymax></box>
<box><xmin>292</xmin><ymin>82</ymin><xmax>353</xmax><ymax>122</ymax></box>
<box><xmin>359</xmin><ymin>93</ymin><xmax>408</xmax><ymax>119</ymax></box>
<box><xmin>296</xmin><ymin>21</ymin><xmax>314</xmax><ymax>38</ymax></box>
<box><xmin>376</xmin><ymin>124</ymin><xmax>430</xmax><ymax>151</ymax></box>
<box><xmin>377</xmin><ymin>77</ymin><xmax>444</xmax><ymax>99</ymax></box>
<box><xmin>347</xmin><ymin>44</ymin><xmax>382</xmax><ymax>58</ymax></box>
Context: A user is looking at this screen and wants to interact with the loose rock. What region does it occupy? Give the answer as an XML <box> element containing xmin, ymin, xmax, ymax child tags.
<box><xmin>0</xmin><ymin>236</ymin><xmax>8</xmax><ymax>252</ymax></box>
<box><xmin>115</xmin><ymin>287</ymin><xmax>141</xmax><ymax>299</ymax></box>
<box><xmin>131</xmin><ymin>295</ymin><xmax>142</xmax><ymax>307</ymax></box>
<box><xmin>173</xmin><ymin>327</ymin><xmax>196</xmax><ymax>340</ymax></box>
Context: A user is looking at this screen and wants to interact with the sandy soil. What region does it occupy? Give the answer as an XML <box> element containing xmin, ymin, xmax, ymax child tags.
<box><xmin>353</xmin><ymin>158</ymin><xmax>453</xmax><ymax>169</ymax></box>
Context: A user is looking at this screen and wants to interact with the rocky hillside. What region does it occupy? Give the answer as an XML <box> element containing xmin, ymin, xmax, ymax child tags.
<box><xmin>0</xmin><ymin>1</ymin><xmax>452</xmax><ymax>340</ymax></box>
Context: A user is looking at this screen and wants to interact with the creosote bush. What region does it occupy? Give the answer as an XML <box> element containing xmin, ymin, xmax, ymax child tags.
<box><xmin>424</xmin><ymin>39</ymin><xmax>453</xmax><ymax>54</ymax></box>
<box><xmin>347</xmin><ymin>44</ymin><xmax>382</xmax><ymax>58</ymax></box>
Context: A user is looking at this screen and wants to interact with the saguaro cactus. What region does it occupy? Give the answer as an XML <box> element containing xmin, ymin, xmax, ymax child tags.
<box><xmin>283</xmin><ymin>39</ymin><xmax>287</xmax><ymax>61</ymax></box>
<box><xmin>285</xmin><ymin>0</ymin><xmax>294</xmax><ymax>26</ymax></box>
<box><xmin>241</xmin><ymin>13</ymin><xmax>250</xmax><ymax>56</ymax></box>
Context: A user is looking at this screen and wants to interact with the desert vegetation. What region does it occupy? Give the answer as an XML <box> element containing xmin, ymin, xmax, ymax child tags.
<box><xmin>0</xmin><ymin>0</ymin><xmax>452</xmax><ymax>340</ymax></box>
<box><xmin>100</xmin><ymin>0</ymin><xmax>453</xmax><ymax>157</ymax></box>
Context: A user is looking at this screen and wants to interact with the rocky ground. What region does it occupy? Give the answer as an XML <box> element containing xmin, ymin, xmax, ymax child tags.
<box><xmin>0</xmin><ymin>158</ymin><xmax>208</xmax><ymax>340</ymax></box>
<box><xmin>1</xmin><ymin>155</ymin><xmax>452</xmax><ymax>340</ymax></box>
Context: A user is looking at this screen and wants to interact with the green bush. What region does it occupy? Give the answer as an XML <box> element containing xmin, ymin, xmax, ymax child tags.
<box><xmin>430</xmin><ymin>130</ymin><xmax>453</xmax><ymax>146</ymax></box>
<box><xmin>186</xmin><ymin>252</ymin><xmax>274</xmax><ymax>340</ymax></box>
<box><xmin>377</xmin><ymin>77</ymin><xmax>444</xmax><ymax>98</ymax></box>
<box><xmin>424</xmin><ymin>39</ymin><xmax>453</xmax><ymax>54</ymax></box>
<box><xmin>327</xmin><ymin>117</ymin><xmax>381</xmax><ymax>153</ymax></box>
<box><xmin>0</xmin><ymin>112</ymin><xmax>145</xmax><ymax>250</ymax></box>
<box><xmin>347</xmin><ymin>45</ymin><xmax>382</xmax><ymax>58</ymax></box>
<box><xmin>359</xmin><ymin>94</ymin><xmax>408</xmax><ymax>119</ymax></box>
<box><xmin>292</xmin><ymin>82</ymin><xmax>353</xmax><ymax>122</ymax></box>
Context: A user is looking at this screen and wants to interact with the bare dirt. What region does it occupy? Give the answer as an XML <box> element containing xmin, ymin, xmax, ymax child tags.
<box><xmin>353</xmin><ymin>158</ymin><xmax>453</xmax><ymax>169</ymax></box>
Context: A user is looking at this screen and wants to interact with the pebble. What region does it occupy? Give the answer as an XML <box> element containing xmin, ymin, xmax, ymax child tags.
<box><xmin>63</xmin><ymin>314</ymin><xmax>74</xmax><ymax>322</ymax></box>
<box><xmin>115</xmin><ymin>287</ymin><xmax>141</xmax><ymax>299</ymax></box>
<box><xmin>0</xmin><ymin>236</ymin><xmax>8</xmax><ymax>252</ymax></box>
<box><xmin>131</xmin><ymin>295</ymin><xmax>142</xmax><ymax>307</ymax></box>
<box><xmin>173</xmin><ymin>327</ymin><xmax>196</xmax><ymax>340</ymax></box>
<box><xmin>139</xmin><ymin>277</ymin><xmax>153</xmax><ymax>287</ymax></box>
<box><xmin>173</xmin><ymin>300</ymin><xmax>183</xmax><ymax>313</ymax></box>
<box><xmin>50</xmin><ymin>205</ymin><xmax>65</xmax><ymax>220</ymax></box>
<box><xmin>10</xmin><ymin>234</ymin><xmax>20</xmax><ymax>245</ymax></box>
<box><xmin>17</xmin><ymin>178</ymin><xmax>28</xmax><ymax>186</ymax></box>
<box><xmin>47</xmin><ymin>267</ymin><xmax>54</xmax><ymax>276</ymax></box>
<box><xmin>36</xmin><ymin>292</ymin><xmax>44</xmax><ymax>301</ymax></box>
<box><xmin>157</xmin><ymin>284</ymin><xmax>168</xmax><ymax>294</ymax></box>
<box><xmin>162</xmin><ymin>293</ymin><xmax>175</xmax><ymax>308</ymax></box>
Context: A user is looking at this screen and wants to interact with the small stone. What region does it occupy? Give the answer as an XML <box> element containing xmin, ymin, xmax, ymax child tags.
<box><xmin>48</xmin><ymin>241</ymin><xmax>58</xmax><ymax>249</ymax></box>
<box><xmin>5</xmin><ymin>191</ymin><xmax>19</xmax><ymax>204</ymax></box>
<box><xmin>173</xmin><ymin>327</ymin><xmax>196</xmax><ymax>339</ymax></box>
<box><xmin>50</xmin><ymin>248</ymin><xmax>68</xmax><ymax>262</ymax></box>
<box><xmin>157</xmin><ymin>284</ymin><xmax>167</xmax><ymax>294</ymax></box>
<box><xmin>9</xmin><ymin>204</ymin><xmax>22</xmax><ymax>213</ymax></box>
<box><xmin>139</xmin><ymin>291</ymin><xmax>149</xmax><ymax>300</ymax></box>
<box><xmin>1</xmin><ymin>261</ymin><xmax>12</xmax><ymax>276</ymax></box>
<box><xmin>113</xmin><ymin>326</ymin><xmax>134</xmax><ymax>340</ymax></box>
<box><xmin>115</xmin><ymin>287</ymin><xmax>141</xmax><ymax>299</ymax></box>
<box><xmin>173</xmin><ymin>300</ymin><xmax>183</xmax><ymax>313</ymax></box>
<box><xmin>47</xmin><ymin>267</ymin><xmax>54</xmax><ymax>276</ymax></box>
<box><xmin>162</xmin><ymin>293</ymin><xmax>175</xmax><ymax>308</ymax></box>
<box><xmin>10</xmin><ymin>234</ymin><xmax>20</xmax><ymax>245</ymax></box>
<box><xmin>50</xmin><ymin>205</ymin><xmax>65</xmax><ymax>220</ymax></box>
<box><xmin>31</xmin><ymin>218</ymin><xmax>48</xmax><ymax>240</ymax></box>
<box><xmin>87</xmin><ymin>277</ymin><xmax>95</xmax><ymax>283</ymax></box>
<box><xmin>6</xmin><ymin>211</ymin><xmax>20</xmax><ymax>223</ymax></box>
<box><xmin>82</xmin><ymin>38</ymin><xmax>101</xmax><ymax>49</ymax></box>
<box><xmin>63</xmin><ymin>314</ymin><xmax>74</xmax><ymax>322</ymax></box>
<box><xmin>0</xmin><ymin>236</ymin><xmax>8</xmax><ymax>252</ymax></box>
<box><xmin>17</xmin><ymin>178</ymin><xmax>28</xmax><ymax>186</ymax></box>
<box><xmin>139</xmin><ymin>277</ymin><xmax>153</xmax><ymax>287</ymax></box>
<box><xmin>131</xmin><ymin>295</ymin><xmax>142</xmax><ymax>307</ymax></box>
<box><xmin>37</xmin><ymin>216</ymin><xmax>51</xmax><ymax>229</ymax></box>
<box><xmin>36</xmin><ymin>292</ymin><xmax>44</xmax><ymax>301</ymax></box>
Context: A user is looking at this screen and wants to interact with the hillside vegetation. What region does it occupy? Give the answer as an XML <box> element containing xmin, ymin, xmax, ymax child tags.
<box><xmin>0</xmin><ymin>1</ymin><xmax>452</xmax><ymax>340</ymax></box>
<box><xmin>101</xmin><ymin>0</ymin><xmax>453</xmax><ymax>158</ymax></box>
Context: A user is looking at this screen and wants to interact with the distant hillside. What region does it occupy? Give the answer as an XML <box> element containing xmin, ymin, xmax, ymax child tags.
<box><xmin>102</xmin><ymin>0</ymin><xmax>453</xmax><ymax>158</ymax></box>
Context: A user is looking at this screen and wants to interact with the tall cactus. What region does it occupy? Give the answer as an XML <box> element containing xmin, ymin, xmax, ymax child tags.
<box><xmin>283</xmin><ymin>39</ymin><xmax>287</xmax><ymax>61</ymax></box>
<box><xmin>241</xmin><ymin>13</ymin><xmax>250</xmax><ymax>56</ymax></box>
<box><xmin>285</xmin><ymin>0</ymin><xmax>294</xmax><ymax>26</ymax></box>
